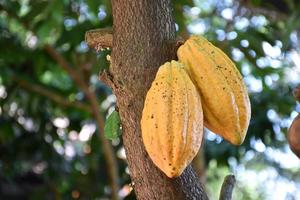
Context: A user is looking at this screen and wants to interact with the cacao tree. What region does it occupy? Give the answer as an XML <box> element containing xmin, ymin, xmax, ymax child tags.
<box><xmin>1</xmin><ymin>0</ymin><xmax>300</xmax><ymax>199</ymax></box>
<box><xmin>97</xmin><ymin>1</ymin><xmax>208</xmax><ymax>198</ymax></box>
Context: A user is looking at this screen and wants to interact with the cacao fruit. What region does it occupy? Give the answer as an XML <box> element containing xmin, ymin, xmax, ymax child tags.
<box><xmin>288</xmin><ymin>114</ymin><xmax>300</xmax><ymax>158</ymax></box>
<box><xmin>177</xmin><ymin>35</ymin><xmax>251</xmax><ymax>145</ymax></box>
<box><xmin>293</xmin><ymin>85</ymin><xmax>300</xmax><ymax>102</ymax></box>
<box><xmin>141</xmin><ymin>60</ymin><xmax>204</xmax><ymax>178</ymax></box>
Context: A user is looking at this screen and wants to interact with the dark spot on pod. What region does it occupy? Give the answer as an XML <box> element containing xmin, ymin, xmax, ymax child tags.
<box><xmin>211</xmin><ymin>51</ymin><xmax>214</xmax><ymax>54</ymax></box>
<box><xmin>163</xmin><ymin>157</ymin><xmax>166</xmax><ymax>160</ymax></box>
<box><xmin>151</xmin><ymin>114</ymin><xmax>154</xmax><ymax>119</ymax></box>
<box><xmin>172</xmin><ymin>167</ymin><xmax>176</xmax><ymax>171</ymax></box>
<box><xmin>155</xmin><ymin>124</ymin><xmax>158</xmax><ymax>128</ymax></box>
<box><xmin>223</xmin><ymin>87</ymin><xmax>225</xmax><ymax>90</ymax></box>
<box><xmin>169</xmin><ymin>163</ymin><xmax>172</xmax><ymax>166</ymax></box>
<box><xmin>155</xmin><ymin>82</ymin><xmax>158</xmax><ymax>85</ymax></box>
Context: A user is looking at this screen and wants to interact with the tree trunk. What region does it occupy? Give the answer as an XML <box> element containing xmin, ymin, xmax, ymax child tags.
<box><xmin>109</xmin><ymin>0</ymin><xmax>208</xmax><ymax>199</ymax></box>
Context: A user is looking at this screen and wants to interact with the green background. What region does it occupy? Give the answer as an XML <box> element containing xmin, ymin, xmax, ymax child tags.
<box><xmin>0</xmin><ymin>0</ymin><xmax>299</xmax><ymax>199</ymax></box>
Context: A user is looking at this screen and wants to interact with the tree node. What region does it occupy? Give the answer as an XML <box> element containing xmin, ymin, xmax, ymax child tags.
<box><xmin>85</xmin><ymin>28</ymin><xmax>113</xmax><ymax>51</ymax></box>
<box><xmin>99</xmin><ymin>70</ymin><xmax>117</xmax><ymax>91</ymax></box>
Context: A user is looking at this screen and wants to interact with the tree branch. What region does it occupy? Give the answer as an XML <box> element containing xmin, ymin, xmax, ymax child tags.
<box><xmin>44</xmin><ymin>45</ymin><xmax>120</xmax><ymax>200</ymax></box>
<box><xmin>219</xmin><ymin>175</ymin><xmax>236</xmax><ymax>200</ymax></box>
<box><xmin>99</xmin><ymin>70</ymin><xmax>117</xmax><ymax>91</ymax></box>
<box><xmin>85</xmin><ymin>28</ymin><xmax>113</xmax><ymax>51</ymax></box>
<box><xmin>237</xmin><ymin>0</ymin><xmax>287</xmax><ymax>21</ymax></box>
<box><xmin>44</xmin><ymin>45</ymin><xmax>86</xmax><ymax>89</ymax></box>
<box><xmin>13</xmin><ymin>77</ymin><xmax>91</xmax><ymax>112</ymax></box>
<box><xmin>83</xmin><ymin>85</ymin><xmax>120</xmax><ymax>200</ymax></box>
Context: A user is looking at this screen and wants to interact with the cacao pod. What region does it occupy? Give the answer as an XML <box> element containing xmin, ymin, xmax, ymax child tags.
<box><xmin>293</xmin><ymin>85</ymin><xmax>300</xmax><ymax>102</ymax></box>
<box><xmin>288</xmin><ymin>114</ymin><xmax>300</xmax><ymax>158</ymax></box>
<box><xmin>141</xmin><ymin>60</ymin><xmax>204</xmax><ymax>178</ymax></box>
<box><xmin>177</xmin><ymin>35</ymin><xmax>251</xmax><ymax>145</ymax></box>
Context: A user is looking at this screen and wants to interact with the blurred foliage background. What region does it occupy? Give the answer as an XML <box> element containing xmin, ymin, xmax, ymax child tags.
<box><xmin>0</xmin><ymin>0</ymin><xmax>300</xmax><ymax>199</ymax></box>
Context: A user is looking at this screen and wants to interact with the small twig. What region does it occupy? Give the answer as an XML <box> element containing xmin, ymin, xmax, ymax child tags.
<box><xmin>293</xmin><ymin>85</ymin><xmax>300</xmax><ymax>102</ymax></box>
<box><xmin>219</xmin><ymin>175</ymin><xmax>236</xmax><ymax>200</ymax></box>
<box><xmin>99</xmin><ymin>70</ymin><xmax>116</xmax><ymax>90</ymax></box>
<box><xmin>85</xmin><ymin>28</ymin><xmax>113</xmax><ymax>50</ymax></box>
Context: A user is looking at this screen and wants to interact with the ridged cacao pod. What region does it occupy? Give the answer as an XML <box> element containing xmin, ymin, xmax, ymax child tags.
<box><xmin>141</xmin><ymin>60</ymin><xmax>204</xmax><ymax>178</ymax></box>
<box><xmin>177</xmin><ymin>35</ymin><xmax>251</xmax><ymax>145</ymax></box>
<box><xmin>288</xmin><ymin>114</ymin><xmax>300</xmax><ymax>158</ymax></box>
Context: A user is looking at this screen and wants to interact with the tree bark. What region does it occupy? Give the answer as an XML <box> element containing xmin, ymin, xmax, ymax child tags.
<box><xmin>109</xmin><ymin>0</ymin><xmax>208</xmax><ymax>199</ymax></box>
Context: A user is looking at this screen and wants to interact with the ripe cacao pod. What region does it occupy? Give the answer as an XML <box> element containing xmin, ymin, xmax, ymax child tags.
<box><xmin>177</xmin><ymin>35</ymin><xmax>251</xmax><ymax>145</ymax></box>
<box><xmin>141</xmin><ymin>60</ymin><xmax>204</xmax><ymax>178</ymax></box>
<box><xmin>288</xmin><ymin>114</ymin><xmax>300</xmax><ymax>158</ymax></box>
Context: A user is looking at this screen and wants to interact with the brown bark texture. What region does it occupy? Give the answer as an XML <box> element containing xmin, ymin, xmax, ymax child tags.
<box><xmin>108</xmin><ymin>0</ymin><xmax>208</xmax><ymax>199</ymax></box>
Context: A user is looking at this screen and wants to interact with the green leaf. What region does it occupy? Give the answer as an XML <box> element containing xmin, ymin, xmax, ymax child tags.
<box><xmin>86</xmin><ymin>0</ymin><xmax>101</xmax><ymax>16</ymax></box>
<box><xmin>104</xmin><ymin>110</ymin><xmax>121</xmax><ymax>140</ymax></box>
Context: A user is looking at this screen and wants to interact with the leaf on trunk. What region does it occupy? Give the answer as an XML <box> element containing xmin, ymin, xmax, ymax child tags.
<box><xmin>104</xmin><ymin>110</ymin><xmax>121</xmax><ymax>140</ymax></box>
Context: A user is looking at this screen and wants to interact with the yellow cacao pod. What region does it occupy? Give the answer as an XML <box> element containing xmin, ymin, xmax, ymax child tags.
<box><xmin>177</xmin><ymin>35</ymin><xmax>251</xmax><ymax>145</ymax></box>
<box><xmin>141</xmin><ymin>60</ymin><xmax>204</xmax><ymax>178</ymax></box>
